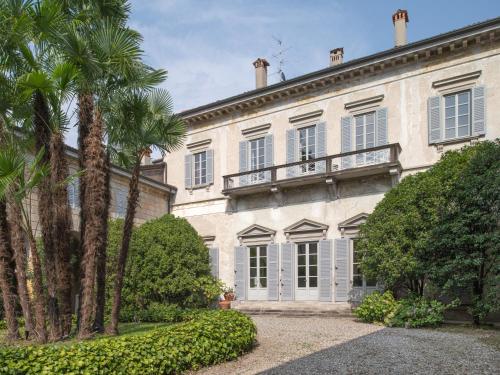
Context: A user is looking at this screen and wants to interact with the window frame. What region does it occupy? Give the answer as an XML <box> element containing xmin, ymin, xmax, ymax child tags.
<box><xmin>296</xmin><ymin>241</ymin><xmax>318</xmax><ymax>289</ymax></box>
<box><xmin>352</xmin><ymin>239</ymin><xmax>376</xmax><ymax>289</ymax></box>
<box><xmin>443</xmin><ymin>90</ymin><xmax>472</xmax><ymax>141</ymax></box>
<box><xmin>297</xmin><ymin>124</ymin><xmax>317</xmax><ymax>174</ymax></box>
<box><xmin>192</xmin><ymin>150</ymin><xmax>208</xmax><ymax>187</ymax></box>
<box><xmin>248</xmin><ymin>137</ymin><xmax>266</xmax><ymax>183</ymax></box>
<box><xmin>249</xmin><ymin>245</ymin><xmax>268</xmax><ymax>289</ymax></box>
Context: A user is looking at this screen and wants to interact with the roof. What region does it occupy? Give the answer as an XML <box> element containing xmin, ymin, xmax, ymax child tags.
<box><xmin>178</xmin><ymin>16</ymin><xmax>500</xmax><ymax>122</ymax></box>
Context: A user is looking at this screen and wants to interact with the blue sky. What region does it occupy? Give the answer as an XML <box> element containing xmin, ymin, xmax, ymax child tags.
<box><xmin>65</xmin><ymin>1</ymin><xmax>500</xmax><ymax>146</ymax></box>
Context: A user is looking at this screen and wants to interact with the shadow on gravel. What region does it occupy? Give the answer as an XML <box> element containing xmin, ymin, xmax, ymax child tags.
<box><xmin>257</xmin><ymin>327</ymin><xmax>499</xmax><ymax>375</ymax></box>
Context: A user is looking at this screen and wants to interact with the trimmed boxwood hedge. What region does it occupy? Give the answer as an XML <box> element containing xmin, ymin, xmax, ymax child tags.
<box><xmin>0</xmin><ymin>310</ymin><xmax>256</xmax><ymax>374</ymax></box>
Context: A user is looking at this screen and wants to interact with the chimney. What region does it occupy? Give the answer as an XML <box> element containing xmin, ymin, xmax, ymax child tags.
<box><xmin>330</xmin><ymin>47</ymin><xmax>344</xmax><ymax>66</ymax></box>
<box><xmin>392</xmin><ymin>9</ymin><xmax>409</xmax><ymax>47</ymax></box>
<box><xmin>141</xmin><ymin>148</ymin><xmax>152</xmax><ymax>165</ymax></box>
<box><xmin>253</xmin><ymin>58</ymin><xmax>270</xmax><ymax>89</ymax></box>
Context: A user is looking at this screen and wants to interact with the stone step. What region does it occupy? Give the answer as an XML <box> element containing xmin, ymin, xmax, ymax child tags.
<box><xmin>236</xmin><ymin>309</ymin><xmax>354</xmax><ymax>317</ymax></box>
<box><xmin>232</xmin><ymin>301</ymin><xmax>354</xmax><ymax>317</ymax></box>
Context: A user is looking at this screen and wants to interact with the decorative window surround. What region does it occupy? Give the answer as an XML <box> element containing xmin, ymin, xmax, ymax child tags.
<box><xmin>344</xmin><ymin>95</ymin><xmax>384</xmax><ymax>113</ymax></box>
<box><xmin>241</xmin><ymin>123</ymin><xmax>271</xmax><ymax>137</ymax></box>
<box><xmin>284</xmin><ymin>219</ymin><xmax>329</xmax><ymax>242</ymax></box>
<box><xmin>237</xmin><ymin>224</ymin><xmax>276</xmax><ymax>246</ymax></box>
<box><xmin>186</xmin><ymin>138</ymin><xmax>212</xmax><ymax>151</ymax></box>
<box><xmin>432</xmin><ymin>71</ymin><xmax>481</xmax><ymax>92</ymax></box>
<box><xmin>202</xmin><ymin>235</ymin><xmax>215</xmax><ymax>247</ymax></box>
<box><xmin>289</xmin><ymin>110</ymin><xmax>323</xmax><ymax>124</ymax></box>
<box><xmin>338</xmin><ymin>213</ymin><xmax>369</xmax><ymax>237</ymax></box>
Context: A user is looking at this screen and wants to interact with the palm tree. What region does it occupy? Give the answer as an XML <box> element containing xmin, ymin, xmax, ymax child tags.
<box><xmin>106</xmin><ymin>88</ymin><xmax>185</xmax><ymax>334</ymax></box>
<box><xmin>0</xmin><ymin>146</ymin><xmax>50</xmax><ymax>343</ymax></box>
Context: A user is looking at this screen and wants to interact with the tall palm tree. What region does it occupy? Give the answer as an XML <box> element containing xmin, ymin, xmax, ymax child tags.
<box><xmin>106</xmin><ymin>88</ymin><xmax>185</xmax><ymax>334</ymax></box>
<box><xmin>0</xmin><ymin>146</ymin><xmax>50</xmax><ymax>343</ymax></box>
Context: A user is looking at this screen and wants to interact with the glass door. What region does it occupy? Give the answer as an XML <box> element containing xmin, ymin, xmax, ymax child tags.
<box><xmin>249</xmin><ymin>138</ymin><xmax>265</xmax><ymax>184</ymax></box>
<box><xmin>298</xmin><ymin>126</ymin><xmax>316</xmax><ymax>174</ymax></box>
<box><xmin>248</xmin><ymin>245</ymin><xmax>267</xmax><ymax>300</ymax></box>
<box><xmin>295</xmin><ymin>242</ymin><xmax>319</xmax><ymax>300</ymax></box>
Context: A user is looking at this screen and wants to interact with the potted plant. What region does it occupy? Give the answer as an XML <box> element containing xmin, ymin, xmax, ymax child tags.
<box><xmin>223</xmin><ymin>286</ymin><xmax>236</xmax><ymax>302</ymax></box>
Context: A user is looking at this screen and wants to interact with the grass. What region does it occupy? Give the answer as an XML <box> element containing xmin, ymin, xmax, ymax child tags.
<box><xmin>0</xmin><ymin>322</ymin><xmax>174</xmax><ymax>348</ymax></box>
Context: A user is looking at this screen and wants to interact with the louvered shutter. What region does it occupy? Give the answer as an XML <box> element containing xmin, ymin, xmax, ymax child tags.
<box><xmin>334</xmin><ymin>238</ymin><xmax>350</xmax><ymax>302</ymax></box>
<box><xmin>375</xmin><ymin>108</ymin><xmax>389</xmax><ymax>163</ymax></box>
<box><xmin>206</xmin><ymin>149</ymin><xmax>214</xmax><ymax>184</ymax></box>
<box><xmin>264</xmin><ymin>134</ymin><xmax>273</xmax><ymax>182</ymax></box>
<box><xmin>281</xmin><ymin>242</ymin><xmax>294</xmax><ymax>301</ymax></box>
<box><xmin>472</xmin><ymin>86</ymin><xmax>486</xmax><ymax>136</ymax></box>
<box><xmin>267</xmin><ymin>244</ymin><xmax>279</xmax><ymax>301</ymax></box>
<box><xmin>341</xmin><ymin>116</ymin><xmax>353</xmax><ymax>169</ymax></box>
<box><xmin>286</xmin><ymin>129</ymin><xmax>297</xmax><ymax>178</ymax></box>
<box><xmin>316</xmin><ymin>122</ymin><xmax>327</xmax><ymax>173</ymax></box>
<box><xmin>319</xmin><ymin>239</ymin><xmax>332</xmax><ymax>302</ymax></box>
<box><xmin>74</xmin><ymin>180</ymin><xmax>80</xmax><ymax>208</ymax></box>
<box><xmin>184</xmin><ymin>154</ymin><xmax>193</xmax><ymax>189</ymax></box>
<box><xmin>234</xmin><ymin>246</ymin><xmax>247</xmax><ymax>300</ymax></box>
<box><xmin>239</xmin><ymin>141</ymin><xmax>248</xmax><ymax>186</ymax></box>
<box><xmin>68</xmin><ymin>182</ymin><xmax>75</xmax><ymax>208</ymax></box>
<box><xmin>428</xmin><ymin>96</ymin><xmax>441</xmax><ymax>144</ymax></box>
<box><xmin>209</xmin><ymin>247</ymin><xmax>219</xmax><ymax>278</ymax></box>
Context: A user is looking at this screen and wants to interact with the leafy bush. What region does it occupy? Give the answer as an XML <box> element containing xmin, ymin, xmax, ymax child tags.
<box><xmin>385</xmin><ymin>297</ymin><xmax>447</xmax><ymax>328</ymax></box>
<box><xmin>0</xmin><ymin>310</ymin><xmax>256</xmax><ymax>374</ymax></box>
<box><xmin>354</xmin><ymin>291</ymin><xmax>397</xmax><ymax>323</ymax></box>
<box><xmin>106</xmin><ymin>215</ymin><xmax>221</xmax><ymax>317</ymax></box>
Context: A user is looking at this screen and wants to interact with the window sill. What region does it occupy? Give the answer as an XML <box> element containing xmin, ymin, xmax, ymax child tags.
<box><xmin>187</xmin><ymin>183</ymin><xmax>213</xmax><ymax>191</ymax></box>
<box><xmin>430</xmin><ymin>134</ymin><xmax>483</xmax><ymax>147</ymax></box>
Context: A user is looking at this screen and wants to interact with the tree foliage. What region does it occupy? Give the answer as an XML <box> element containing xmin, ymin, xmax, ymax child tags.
<box><xmin>106</xmin><ymin>215</ymin><xmax>218</xmax><ymax>314</ymax></box>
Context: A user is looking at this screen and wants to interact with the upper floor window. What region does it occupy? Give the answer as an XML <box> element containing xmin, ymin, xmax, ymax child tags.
<box><xmin>249</xmin><ymin>137</ymin><xmax>265</xmax><ymax>183</ymax></box>
<box><xmin>194</xmin><ymin>151</ymin><xmax>207</xmax><ymax>186</ymax></box>
<box><xmin>298</xmin><ymin>125</ymin><xmax>316</xmax><ymax>173</ymax></box>
<box><xmin>68</xmin><ymin>179</ymin><xmax>80</xmax><ymax>209</ymax></box>
<box><xmin>239</xmin><ymin>135</ymin><xmax>273</xmax><ymax>186</ymax></box>
<box><xmin>444</xmin><ymin>91</ymin><xmax>470</xmax><ymax>140</ymax></box>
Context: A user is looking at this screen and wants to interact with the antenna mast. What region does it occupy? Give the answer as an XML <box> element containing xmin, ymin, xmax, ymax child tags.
<box><xmin>271</xmin><ymin>35</ymin><xmax>290</xmax><ymax>82</ymax></box>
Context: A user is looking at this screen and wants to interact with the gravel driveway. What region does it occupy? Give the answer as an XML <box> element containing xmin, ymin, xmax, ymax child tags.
<box><xmin>195</xmin><ymin>315</ymin><xmax>499</xmax><ymax>375</ymax></box>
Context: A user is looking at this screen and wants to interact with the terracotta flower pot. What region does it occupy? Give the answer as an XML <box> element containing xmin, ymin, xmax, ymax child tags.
<box><xmin>224</xmin><ymin>292</ymin><xmax>236</xmax><ymax>301</ymax></box>
<box><xmin>218</xmin><ymin>300</ymin><xmax>231</xmax><ymax>310</ymax></box>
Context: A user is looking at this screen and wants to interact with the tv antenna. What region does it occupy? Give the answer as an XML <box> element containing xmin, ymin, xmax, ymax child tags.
<box><xmin>271</xmin><ymin>35</ymin><xmax>291</xmax><ymax>82</ymax></box>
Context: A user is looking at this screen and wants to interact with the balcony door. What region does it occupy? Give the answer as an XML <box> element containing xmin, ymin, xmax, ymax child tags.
<box><xmin>295</xmin><ymin>242</ymin><xmax>319</xmax><ymax>300</ymax></box>
<box><xmin>248</xmin><ymin>245</ymin><xmax>268</xmax><ymax>300</ymax></box>
<box><xmin>249</xmin><ymin>137</ymin><xmax>265</xmax><ymax>184</ymax></box>
<box><xmin>298</xmin><ymin>125</ymin><xmax>316</xmax><ymax>174</ymax></box>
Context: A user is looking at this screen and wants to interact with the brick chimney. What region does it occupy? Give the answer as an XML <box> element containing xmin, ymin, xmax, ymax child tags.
<box><xmin>330</xmin><ymin>47</ymin><xmax>344</xmax><ymax>66</ymax></box>
<box><xmin>392</xmin><ymin>9</ymin><xmax>409</xmax><ymax>47</ymax></box>
<box><xmin>253</xmin><ymin>58</ymin><xmax>270</xmax><ymax>89</ymax></box>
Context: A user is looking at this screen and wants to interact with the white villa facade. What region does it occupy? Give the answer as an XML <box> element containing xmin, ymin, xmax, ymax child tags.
<box><xmin>164</xmin><ymin>11</ymin><xmax>500</xmax><ymax>304</ymax></box>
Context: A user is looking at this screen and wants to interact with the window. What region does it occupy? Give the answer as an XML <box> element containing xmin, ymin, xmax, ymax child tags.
<box><xmin>355</xmin><ymin>112</ymin><xmax>375</xmax><ymax>165</ymax></box>
<box><xmin>193</xmin><ymin>151</ymin><xmax>207</xmax><ymax>186</ymax></box>
<box><xmin>298</xmin><ymin>125</ymin><xmax>316</xmax><ymax>173</ymax></box>
<box><xmin>352</xmin><ymin>239</ymin><xmax>376</xmax><ymax>288</ymax></box>
<box><xmin>68</xmin><ymin>179</ymin><xmax>80</xmax><ymax>209</ymax></box>
<box><xmin>115</xmin><ymin>189</ymin><xmax>127</xmax><ymax>218</ymax></box>
<box><xmin>444</xmin><ymin>91</ymin><xmax>471</xmax><ymax>140</ymax></box>
<box><xmin>249</xmin><ymin>137</ymin><xmax>265</xmax><ymax>183</ymax></box>
<box><xmin>297</xmin><ymin>242</ymin><xmax>318</xmax><ymax>288</ymax></box>
<box><xmin>249</xmin><ymin>246</ymin><xmax>267</xmax><ymax>288</ymax></box>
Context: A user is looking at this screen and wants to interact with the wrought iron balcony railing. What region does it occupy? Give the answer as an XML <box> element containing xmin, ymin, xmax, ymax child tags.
<box><xmin>222</xmin><ymin>143</ymin><xmax>401</xmax><ymax>196</ymax></box>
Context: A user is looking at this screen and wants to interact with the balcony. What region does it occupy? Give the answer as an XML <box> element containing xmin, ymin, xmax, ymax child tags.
<box><xmin>222</xmin><ymin>143</ymin><xmax>402</xmax><ymax>197</ymax></box>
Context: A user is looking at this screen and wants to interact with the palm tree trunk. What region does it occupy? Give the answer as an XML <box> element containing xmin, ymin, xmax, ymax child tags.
<box><xmin>6</xmin><ymin>201</ymin><xmax>34</xmax><ymax>339</ymax></box>
<box><xmin>50</xmin><ymin>132</ymin><xmax>74</xmax><ymax>337</ymax></box>
<box><xmin>93</xmin><ymin>153</ymin><xmax>110</xmax><ymax>333</ymax></box>
<box><xmin>0</xmin><ymin>199</ymin><xmax>19</xmax><ymax>341</ymax></box>
<box><xmin>108</xmin><ymin>159</ymin><xmax>141</xmax><ymax>335</ymax></box>
<box><xmin>76</xmin><ymin>92</ymin><xmax>93</xmax><ymax>329</ymax></box>
<box><xmin>78</xmin><ymin>109</ymin><xmax>108</xmax><ymax>339</ymax></box>
<box><xmin>33</xmin><ymin>90</ymin><xmax>61</xmax><ymax>340</ymax></box>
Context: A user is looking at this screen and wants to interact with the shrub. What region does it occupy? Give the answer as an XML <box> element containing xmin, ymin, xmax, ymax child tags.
<box><xmin>0</xmin><ymin>310</ymin><xmax>256</xmax><ymax>374</ymax></box>
<box><xmin>385</xmin><ymin>297</ymin><xmax>447</xmax><ymax>328</ymax></box>
<box><xmin>354</xmin><ymin>291</ymin><xmax>397</xmax><ymax>323</ymax></box>
<box><xmin>106</xmin><ymin>215</ymin><xmax>221</xmax><ymax>316</ymax></box>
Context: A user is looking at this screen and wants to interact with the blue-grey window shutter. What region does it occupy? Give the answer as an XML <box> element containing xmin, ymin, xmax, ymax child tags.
<box><xmin>267</xmin><ymin>243</ymin><xmax>279</xmax><ymax>301</ymax></box>
<box><xmin>264</xmin><ymin>134</ymin><xmax>273</xmax><ymax>182</ymax></box>
<box><xmin>319</xmin><ymin>239</ymin><xmax>332</xmax><ymax>301</ymax></box>
<box><xmin>286</xmin><ymin>129</ymin><xmax>297</xmax><ymax>178</ymax></box>
<box><xmin>375</xmin><ymin>108</ymin><xmax>388</xmax><ymax>163</ymax></box>
<box><xmin>184</xmin><ymin>154</ymin><xmax>193</xmax><ymax>189</ymax></box>
<box><xmin>472</xmin><ymin>86</ymin><xmax>486</xmax><ymax>136</ymax></box>
<box><xmin>206</xmin><ymin>149</ymin><xmax>214</xmax><ymax>184</ymax></box>
<box><xmin>316</xmin><ymin>122</ymin><xmax>327</xmax><ymax>173</ymax></box>
<box><xmin>428</xmin><ymin>96</ymin><xmax>441</xmax><ymax>144</ymax></box>
<box><xmin>234</xmin><ymin>246</ymin><xmax>247</xmax><ymax>300</ymax></box>
<box><xmin>74</xmin><ymin>180</ymin><xmax>80</xmax><ymax>208</ymax></box>
<box><xmin>341</xmin><ymin>116</ymin><xmax>353</xmax><ymax>169</ymax></box>
<box><xmin>209</xmin><ymin>247</ymin><xmax>219</xmax><ymax>278</ymax></box>
<box><xmin>239</xmin><ymin>141</ymin><xmax>248</xmax><ymax>186</ymax></box>
<box><xmin>334</xmin><ymin>238</ymin><xmax>350</xmax><ymax>302</ymax></box>
<box><xmin>68</xmin><ymin>182</ymin><xmax>75</xmax><ymax>208</ymax></box>
<box><xmin>281</xmin><ymin>242</ymin><xmax>294</xmax><ymax>300</ymax></box>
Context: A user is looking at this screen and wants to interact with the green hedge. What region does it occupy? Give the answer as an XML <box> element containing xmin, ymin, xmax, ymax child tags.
<box><xmin>0</xmin><ymin>310</ymin><xmax>256</xmax><ymax>374</ymax></box>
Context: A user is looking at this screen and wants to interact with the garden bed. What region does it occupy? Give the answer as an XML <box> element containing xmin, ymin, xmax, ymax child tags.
<box><xmin>0</xmin><ymin>310</ymin><xmax>256</xmax><ymax>374</ymax></box>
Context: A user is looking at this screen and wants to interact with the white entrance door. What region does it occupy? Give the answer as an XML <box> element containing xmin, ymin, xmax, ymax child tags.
<box><xmin>247</xmin><ymin>245</ymin><xmax>268</xmax><ymax>300</ymax></box>
<box><xmin>295</xmin><ymin>242</ymin><xmax>319</xmax><ymax>300</ymax></box>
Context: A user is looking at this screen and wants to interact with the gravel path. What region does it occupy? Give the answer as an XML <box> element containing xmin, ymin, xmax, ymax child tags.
<box><xmin>195</xmin><ymin>315</ymin><xmax>500</xmax><ymax>375</ymax></box>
